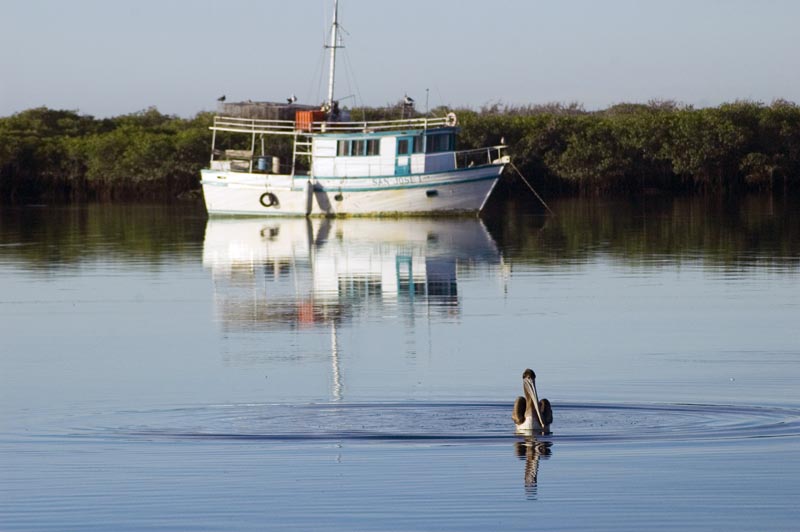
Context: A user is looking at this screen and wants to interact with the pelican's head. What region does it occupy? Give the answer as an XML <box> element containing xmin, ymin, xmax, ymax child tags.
<box><xmin>522</xmin><ymin>368</ymin><xmax>546</xmax><ymax>428</ymax></box>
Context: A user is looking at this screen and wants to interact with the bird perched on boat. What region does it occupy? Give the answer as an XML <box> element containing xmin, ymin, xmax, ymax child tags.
<box><xmin>217</xmin><ymin>95</ymin><xmax>226</xmax><ymax>102</ymax></box>
<box><xmin>287</xmin><ymin>94</ymin><xmax>297</xmax><ymax>104</ymax></box>
<box><xmin>513</xmin><ymin>369</ymin><xmax>553</xmax><ymax>432</ymax></box>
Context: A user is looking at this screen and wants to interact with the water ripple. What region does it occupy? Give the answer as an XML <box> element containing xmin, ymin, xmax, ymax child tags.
<box><xmin>78</xmin><ymin>402</ymin><xmax>800</xmax><ymax>445</ymax></box>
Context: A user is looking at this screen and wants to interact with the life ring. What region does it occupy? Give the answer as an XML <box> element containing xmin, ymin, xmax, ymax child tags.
<box><xmin>446</xmin><ymin>112</ymin><xmax>458</xmax><ymax>127</ymax></box>
<box><xmin>259</xmin><ymin>192</ymin><xmax>279</xmax><ymax>208</ymax></box>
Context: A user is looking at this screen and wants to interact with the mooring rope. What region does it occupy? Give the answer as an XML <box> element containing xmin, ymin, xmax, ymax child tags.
<box><xmin>508</xmin><ymin>161</ymin><xmax>555</xmax><ymax>216</ymax></box>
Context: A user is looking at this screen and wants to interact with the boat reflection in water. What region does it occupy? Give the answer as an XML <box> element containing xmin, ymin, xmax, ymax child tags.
<box><xmin>202</xmin><ymin>217</ymin><xmax>502</xmax><ymax>399</ymax></box>
<box><xmin>202</xmin><ymin>217</ymin><xmax>502</xmax><ymax>330</ymax></box>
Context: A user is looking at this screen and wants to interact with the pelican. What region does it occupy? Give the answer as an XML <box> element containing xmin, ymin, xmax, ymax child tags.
<box><xmin>513</xmin><ymin>369</ymin><xmax>553</xmax><ymax>432</ymax></box>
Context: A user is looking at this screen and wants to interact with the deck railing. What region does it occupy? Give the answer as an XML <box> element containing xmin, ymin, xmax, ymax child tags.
<box><xmin>315</xmin><ymin>116</ymin><xmax>452</xmax><ymax>133</ymax></box>
<box><xmin>454</xmin><ymin>146</ymin><xmax>509</xmax><ymax>169</ymax></box>
<box><xmin>211</xmin><ymin>144</ymin><xmax>509</xmax><ymax>176</ymax></box>
<box><xmin>210</xmin><ymin>115</ymin><xmax>453</xmax><ymax>135</ymax></box>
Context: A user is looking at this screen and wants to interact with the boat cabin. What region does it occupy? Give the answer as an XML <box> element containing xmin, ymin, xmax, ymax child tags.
<box><xmin>208</xmin><ymin>103</ymin><xmax>497</xmax><ymax>179</ymax></box>
<box><xmin>311</xmin><ymin>126</ymin><xmax>457</xmax><ymax>178</ymax></box>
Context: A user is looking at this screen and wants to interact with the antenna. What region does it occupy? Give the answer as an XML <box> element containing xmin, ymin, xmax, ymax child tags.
<box><xmin>425</xmin><ymin>88</ymin><xmax>430</xmax><ymax>115</ymax></box>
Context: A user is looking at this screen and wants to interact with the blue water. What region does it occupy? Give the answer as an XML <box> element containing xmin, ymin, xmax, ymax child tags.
<box><xmin>1</xmin><ymin>197</ymin><xmax>799</xmax><ymax>530</ymax></box>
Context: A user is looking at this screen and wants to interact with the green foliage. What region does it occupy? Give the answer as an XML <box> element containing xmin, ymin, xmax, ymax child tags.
<box><xmin>0</xmin><ymin>107</ymin><xmax>212</xmax><ymax>202</ymax></box>
<box><xmin>456</xmin><ymin>99</ymin><xmax>800</xmax><ymax>195</ymax></box>
<box><xmin>1</xmin><ymin>101</ymin><xmax>799</xmax><ymax>204</ymax></box>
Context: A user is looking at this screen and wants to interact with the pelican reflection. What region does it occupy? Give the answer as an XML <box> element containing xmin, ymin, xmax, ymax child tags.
<box><xmin>515</xmin><ymin>439</ymin><xmax>552</xmax><ymax>498</ymax></box>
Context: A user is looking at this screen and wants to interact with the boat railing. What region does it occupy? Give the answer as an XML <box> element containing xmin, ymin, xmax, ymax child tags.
<box><xmin>212</xmin><ymin>116</ymin><xmax>298</xmax><ymax>135</ymax></box>
<box><xmin>317</xmin><ymin>116</ymin><xmax>452</xmax><ymax>133</ymax></box>
<box><xmin>454</xmin><ymin>145</ymin><xmax>509</xmax><ymax>169</ymax></box>
<box><xmin>211</xmin><ymin>115</ymin><xmax>453</xmax><ymax>135</ymax></box>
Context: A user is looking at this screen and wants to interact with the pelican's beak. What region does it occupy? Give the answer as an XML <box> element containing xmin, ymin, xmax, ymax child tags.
<box><xmin>524</xmin><ymin>376</ymin><xmax>546</xmax><ymax>428</ymax></box>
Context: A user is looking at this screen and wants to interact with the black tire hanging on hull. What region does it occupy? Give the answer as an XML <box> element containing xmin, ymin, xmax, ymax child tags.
<box><xmin>259</xmin><ymin>192</ymin><xmax>279</xmax><ymax>208</ymax></box>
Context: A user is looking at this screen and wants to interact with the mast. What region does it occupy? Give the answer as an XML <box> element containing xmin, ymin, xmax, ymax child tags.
<box><xmin>325</xmin><ymin>0</ymin><xmax>340</xmax><ymax>109</ymax></box>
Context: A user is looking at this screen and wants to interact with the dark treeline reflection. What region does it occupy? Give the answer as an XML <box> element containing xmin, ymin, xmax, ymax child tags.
<box><xmin>1</xmin><ymin>195</ymin><xmax>797</xmax><ymax>272</ymax></box>
<box><xmin>0</xmin><ymin>203</ymin><xmax>206</xmax><ymax>269</ymax></box>
<box><xmin>483</xmin><ymin>193</ymin><xmax>799</xmax><ymax>271</ymax></box>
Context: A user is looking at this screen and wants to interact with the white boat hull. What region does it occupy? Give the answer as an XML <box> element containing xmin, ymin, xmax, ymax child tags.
<box><xmin>201</xmin><ymin>172</ymin><xmax>312</xmax><ymax>216</ymax></box>
<box><xmin>201</xmin><ymin>165</ymin><xmax>504</xmax><ymax>216</ymax></box>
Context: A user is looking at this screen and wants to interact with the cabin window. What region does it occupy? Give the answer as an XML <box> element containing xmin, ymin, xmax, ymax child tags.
<box><xmin>397</xmin><ymin>139</ymin><xmax>410</xmax><ymax>155</ymax></box>
<box><xmin>413</xmin><ymin>135</ymin><xmax>424</xmax><ymax>153</ymax></box>
<box><xmin>367</xmin><ymin>139</ymin><xmax>380</xmax><ymax>156</ymax></box>
<box><xmin>352</xmin><ymin>139</ymin><xmax>367</xmax><ymax>156</ymax></box>
<box><xmin>426</xmin><ymin>133</ymin><xmax>454</xmax><ymax>153</ymax></box>
<box><xmin>337</xmin><ymin>138</ymin><xmax>380</xmax><ymax>157</ymax></box>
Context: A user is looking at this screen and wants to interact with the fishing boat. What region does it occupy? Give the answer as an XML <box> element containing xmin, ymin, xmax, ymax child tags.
<box><xmin>200</xmin><ymin>1</ymin><xmax>508</xmax><ymax>217</ymax></box>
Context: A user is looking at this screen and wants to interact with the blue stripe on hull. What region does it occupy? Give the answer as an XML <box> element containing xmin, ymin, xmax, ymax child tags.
<box><xmin>311</xmin><ymin>163</ymin><xmax>502</xmax><ymax>181</ymax></box>
<box><xmin>201</xmin><ymin>167</ymin><xmax>503</xmax><ymax>193</ymax></box>
<box><xmin>312</xmin><ymin>172</ymin><xmax>499</xmax><ymax>193</ymax></box>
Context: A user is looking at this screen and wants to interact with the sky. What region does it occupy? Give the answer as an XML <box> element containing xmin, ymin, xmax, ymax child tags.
<box><xmin>1</xmin><ymin>0</ymin><xmax>799</xmax><ymax>117</ymax></box>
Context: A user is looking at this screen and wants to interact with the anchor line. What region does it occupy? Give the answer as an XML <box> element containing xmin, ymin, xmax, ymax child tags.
<box><xmin>508</xmin><ymin>161</ymin><xmax>555</xmax><ymax>216</ymax></box>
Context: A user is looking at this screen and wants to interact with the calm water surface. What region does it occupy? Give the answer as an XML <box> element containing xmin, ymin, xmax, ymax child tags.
<box><xmin>1</xmin><ymin>196</ymin><xmax>799</xmax><ymax>530</ymax></box>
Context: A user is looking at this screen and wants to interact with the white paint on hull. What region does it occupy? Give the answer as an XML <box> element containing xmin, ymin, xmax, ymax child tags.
<box><xmin>201</xmin><ymin>165</ymin><xmax>503</xmax><ymax>216</ymax></box>
<box><xmin>201</xmin><ymin>170</ymin><xmax>310</xmax><ymax>216</ymax></box>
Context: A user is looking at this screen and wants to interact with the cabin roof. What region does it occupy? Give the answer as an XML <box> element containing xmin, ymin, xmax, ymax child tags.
<box><xmin>217</xmin><ymin>101</ymin><xmax>317</xmax><ymax>120</ymax></box>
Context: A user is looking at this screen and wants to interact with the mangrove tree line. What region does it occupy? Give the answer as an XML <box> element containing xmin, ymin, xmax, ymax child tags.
<box><xmin>0</xmin><ymin>107</ymin><xmax>211</xmax><ymax>202</ymax></box>
<box><xmin>1</xmin><ymin>100</ymin><xmax>799</xmax><ymax>203</ymax></box>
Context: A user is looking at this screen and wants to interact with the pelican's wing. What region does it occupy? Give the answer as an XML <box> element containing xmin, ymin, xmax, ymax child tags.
<box><xmin>512</xmin><ymin>396</ymin><xmax>527</xmax><ymax>424</ymax></box>
<box><xmin>540</xmin><ymin>399</ymin><xmax>553</xmax><ymax>425</ymax></box>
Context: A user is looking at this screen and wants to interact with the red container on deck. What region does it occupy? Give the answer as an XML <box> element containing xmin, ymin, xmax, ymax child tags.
<box><xmin>295</xmin><ymin>110</ymin><xmax>326</xmax><ymax>132</ymax></box>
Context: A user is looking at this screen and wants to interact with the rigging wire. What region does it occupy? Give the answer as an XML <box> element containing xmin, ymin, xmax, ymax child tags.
<box><xmin>341</xmin><ymin>47</ymin><xmax>365</xmax><ymax>119</ymax></box>
<box><xmin>307</xmin><ymin>0</ymin><xmax>330</xmax><ymax>106</ymax></box>
<box><xmin>305</xmin><ymin>46</ymin><xmax>327</xmax><ymax>107</ymax></box>
<box><xmin>434</xmin><ymin>86</ymin><xmax>447</xmax><ymax>116</ymax></box>
<box><xmin>321</xmin><ymin>0</ymin><xmax>328</xmax><ymax>47</ymax></box>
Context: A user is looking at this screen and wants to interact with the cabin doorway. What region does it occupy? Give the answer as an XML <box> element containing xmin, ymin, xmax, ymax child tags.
<box><xmin>395</xmin><ymin>136</ymin><xmax>412</xmax><ymax>176</ymax></box>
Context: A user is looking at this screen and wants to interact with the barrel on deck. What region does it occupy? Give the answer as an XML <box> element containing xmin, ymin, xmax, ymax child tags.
<box><xmin>295</xmin><ymin>110</ymin><xmax>326</xmax><ymax>132</ymax></box>
<box><xmin>255</xmin><ymin>156</ymin><xmax>281</xmax><ymax>173</ymax></box>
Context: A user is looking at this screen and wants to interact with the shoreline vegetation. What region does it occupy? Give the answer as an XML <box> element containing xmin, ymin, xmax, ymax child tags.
<box><xmin>1</xmin><ymin>100</ymin><xmax>799</xmax><ymax>204</ymax></box>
